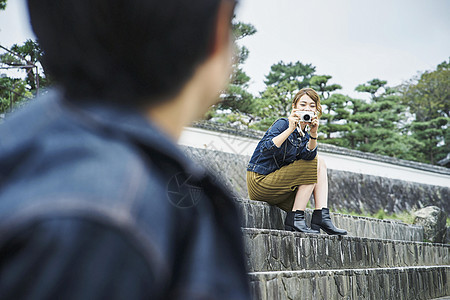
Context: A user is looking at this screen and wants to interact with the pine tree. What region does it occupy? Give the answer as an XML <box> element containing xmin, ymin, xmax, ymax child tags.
<box><xmin>320</xmin><ymin>93</ymin><xmax>351</xmax><ymax>144</ymax></box>
<box><xmin>206</xmin><ymin>21</ymin><xmax>257</xmax><ymax>126</ymax></box>
<box><xmin>345</xmin><ymin>79</ymin><xmax>413</xmax><ymax>159</ymax></box>
<box><xmin>401</xmin><ymin>59</ymin><xmax>450</xmax><ymax>164</ymax></box>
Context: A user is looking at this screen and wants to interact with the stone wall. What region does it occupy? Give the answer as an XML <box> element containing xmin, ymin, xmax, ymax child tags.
<box><xmin>182</xmin><ymin>146</ymin><xmax>450</xmax><ymax>215</ymax></box>
<box><xmin>183</xmin><ymin>146</ymin><xmax>248</xmax><ymax>199</ymax></box>
<box><xmin>327</xmin><ymin>170</ymin><xmax>450</xmax><ymax>214</ymax></box>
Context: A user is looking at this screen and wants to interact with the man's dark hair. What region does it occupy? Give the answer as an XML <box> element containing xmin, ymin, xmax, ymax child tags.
<box><xmin>27</xmin><ymin>0</ymin><xmax>229</xmax><ymax>106</ymax></box>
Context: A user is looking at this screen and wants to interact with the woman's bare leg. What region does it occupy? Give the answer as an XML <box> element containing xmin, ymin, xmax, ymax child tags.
<box><xmin>313</xmin><ymin>156</ymin><xmax>328</xmax><ymax>209</ymax></box>
<box><xmin>292</xmin><ymin>183</ymin><xmax>315</xmax><ymax>211</ymax></box>
<box><xmin>292</xmin><ymin>156</ymin><xmax>327</xmax><ymax>211</ymax></box>
<box><xmin>310</xmin><ymin>156</ymin><xmax>347</xmax><ymax>235</ymax></box>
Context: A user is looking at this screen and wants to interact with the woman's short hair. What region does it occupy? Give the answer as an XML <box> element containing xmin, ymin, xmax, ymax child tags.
<box><xmin>292</xmin><ymin>88</ymin><xmax>323</xmax><ymax>118</ymax></box>
<box><xmin>27</xmin><ymin>0</ymin><xmax>231</xmax><ymax>107</ymax></box>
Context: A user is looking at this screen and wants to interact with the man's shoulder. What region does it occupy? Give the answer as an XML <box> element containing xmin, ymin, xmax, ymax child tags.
<box><xmin>0</xmin><ymin>91</ymin><xmax>226</xmax><ymax>238</ymax></box>
<box><xmin>0</xmin><ymin>93</ymin><xmax>174</xmax><ymax>217</ymax></box>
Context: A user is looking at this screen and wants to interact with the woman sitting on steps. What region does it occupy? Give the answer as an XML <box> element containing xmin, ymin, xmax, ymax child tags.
<box><xmin>246</xmin><ymin>88</ymin><xmax>347</xmax><ymax>235</ymax></box>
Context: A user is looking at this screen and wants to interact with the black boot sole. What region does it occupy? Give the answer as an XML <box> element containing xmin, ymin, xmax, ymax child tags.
<box><xmin>285</xmin><ymin>225</ymin><xmax>320</xmax><ymax>234</ymax></box>
<box><xmin>311</xmin><ymin>224</ymin><xmax>347</xmax><ymax>235</ymax></box>
<box><xmin>285</xmin><ymin>225</ymin><xmax>295</xmax><ymax>231</ymax></box>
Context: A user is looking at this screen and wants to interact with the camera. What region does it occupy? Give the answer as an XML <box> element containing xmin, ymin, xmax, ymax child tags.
<box><xmin>296</xmin><ymin>111</ymin><xmax>315</xmax><ymax>122</ymax></box>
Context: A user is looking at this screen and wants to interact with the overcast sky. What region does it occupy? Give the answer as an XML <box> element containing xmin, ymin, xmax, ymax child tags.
<box><xmin>1</xmin><ymin>0</ymin><xmax>449</xmax><ymax>100</ymax></box>
<box><xmin>235</xmin><ymin>0</ymin><xmax>450</xmax><ymax>99</ymax></box>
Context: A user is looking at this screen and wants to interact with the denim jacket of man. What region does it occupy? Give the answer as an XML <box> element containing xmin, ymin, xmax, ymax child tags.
<box><xmin>0</xmin><ymin>91</ymin><xmax>250</xmax><ymax>300</ymax></box>
<box><xmin>247</xmin><ymin>118</ymin><xmax>317</xmax><ymax>175</ymax></box>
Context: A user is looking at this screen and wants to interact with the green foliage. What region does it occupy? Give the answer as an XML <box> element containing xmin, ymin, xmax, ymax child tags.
<box><xmin>331</xmin><ymin>67</ymin><xmax>449</xmax><ymax>165</ymax></box>
<box><xmin>232</xmin><ymin>21</ymin><xmax>257</xmax><ymax>41</ymax></box>
<box><xmin>393</xmin><ymin>211</ymin><xmax>417</xmax><ymax>225</ymax></box>
<box><xmin>0</xmin><ymin>21</ymin><xmax>44</xmax><ymax>115</ymax></box>
<box><xmin>264</xmin><ymin>61</ymin><xmax>315</xmax><ymax>89</ymax></box>
<box><xmin>339</xmin><ymin>82</ymin><xmax>416</xmax><ymax>159</ymax></box>
<box><xmin>335</xmin><ymin>208</ymin><xmax>416</xmax><ymax>224</ymax></box>
<box><xmin>209</xmin><ymin>20</ymin><xmax>257</xmax><ymax>125</ymax></box>
<box><xmin>0</xmin><ymin>52</ymin><xmax>22</xmax><ymax>66</ymax></box>
<box><xmin>0</xmin><ymin>40</ymin><xmax>52</xmax><ymax>114</ymax></box>
<box><xmin>401</xmin><ymin>58</ymin><xmax>449</xmax><ymax>121</ymax></box>
<box><xmin>373</xmin><ymin>209</ymin><xmax>388</xmax><ymax>220</ymax></box>
<box><xmin>248</xmin><ymin>92</ymin><xmax>281</xmax><ymax>131</ymax></box>
<box><xmin>408</xmin><ymin>117</ymin><xmax>449</xmax><ymax>164</ymax></box>
<box><xmin>0</xmin><ymin>77</ymin><xmax>33</xmax><ymax>113</ymax></box>
<box><xmin>400</xmin><ymin>58</ymin><xmax>450</xmax><ymax>164</ymax></box>
<box><xmin>258</xmin><ymin>80</ymin><xmax>298</xmax><ymax>117</ymax></box>
<box><xmin>371</xmin><ymin>209</ymin><xmax>417</xmax><ymax>224</ymax></box>
<box><xmin>320</xmin><ymin>93</ymin><xmax>350</xmax><ymax>140</ymax></box>
<box><xmin>0</xmin><ymin>0</ymin><xmax>6</xmax><ymax>10</ymax></box>
<box><xmin>355</xmin><ymin>78</ymin><xmax>387</xmax><ymax>100</ymax></box>
<box><xmin>310</xmin><ymin>75</ymin><xmax>342</xmax><ymax>100</ymax></box>
<box><xmin>3</xmin><ymin>40</ymin><xmax>51</xmax><ymax>91</ymax></box>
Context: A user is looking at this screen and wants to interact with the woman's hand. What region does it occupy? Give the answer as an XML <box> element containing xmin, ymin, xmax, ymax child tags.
<box><xmin>272</xmin><ymin>111</ymin><xmax>299</xmax><ymax>148</ymax></box>
<box><xmin>288</xmin><ymin>109</ymin><xmax>301</xmax><ymax>132</ymax></box>
<box><xmin>309</xmin><ymin>115</ymin><xmax>319</xmax><ymax>137</ymax></box>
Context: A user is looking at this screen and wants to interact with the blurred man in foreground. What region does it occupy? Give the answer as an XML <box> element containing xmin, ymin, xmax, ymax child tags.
<box><xmin>0</xmin><ymin>0</ymin><xmax>250</xmax><ymax>299</ymax></box>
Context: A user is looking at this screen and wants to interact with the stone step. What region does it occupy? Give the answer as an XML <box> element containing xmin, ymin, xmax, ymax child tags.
<box><xmin>242</xmin><ymin>228</ymin><xmax>449</xmax><ymax>273</ymax></box>
<box><xmin>248</xmin><ymin>266</ymin><xmax>450</xmax><ymax>300</ymax></box>
<box><xmin>237</xmin><ymin>198</ymin><xmax>424</xmax><ymax>242</ymax></box>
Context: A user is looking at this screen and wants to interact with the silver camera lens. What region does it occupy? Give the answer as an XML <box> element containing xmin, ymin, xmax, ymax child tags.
<box><xmin>296</xmin><ymin>111</ymin><xmax>315</xmax><ymax>122</ymax></box>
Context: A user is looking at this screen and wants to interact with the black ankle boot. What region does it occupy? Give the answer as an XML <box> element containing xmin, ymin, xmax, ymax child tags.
<box><xmin>285</xmin><ymin>210</ymin><xmax>320</xmax><ymax>234</ymax></box>
<box><xmin>311</xmin><ymin>208</ymin><xmax>347</xmax><ymax>235</ymax></box>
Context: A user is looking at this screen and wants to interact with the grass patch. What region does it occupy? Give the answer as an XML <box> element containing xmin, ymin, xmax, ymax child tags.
<box><xmin>387</xmin><ymin>211</ymin><xmax>416</xmax><ymax>224</ymax></box>
<box><xmin>334</xmin><ymin>208</ymin><xmax>368</xmax><ymax>218</ymax></box>
<box><xmin>334</xmin><ymin>208</ymin><xmax>417</xmax><ymax>224</ymax></box>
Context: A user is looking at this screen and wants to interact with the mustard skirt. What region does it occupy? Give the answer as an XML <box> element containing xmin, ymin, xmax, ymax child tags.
<box><xmin>246</xmin><ymin>157</ymin><xmax>318</xmax><ymax>212</ymax></box>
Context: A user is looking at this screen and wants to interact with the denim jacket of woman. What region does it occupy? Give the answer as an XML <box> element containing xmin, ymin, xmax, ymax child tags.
<box><xmin>247</xmin><ymin>118</ymin><xmax>317</xmax><ymax>175</ymax></box>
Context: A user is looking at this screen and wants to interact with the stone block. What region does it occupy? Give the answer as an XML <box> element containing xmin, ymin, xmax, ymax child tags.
<box><xmin>243</xmin><ymin>228</ymin><xmax>450</xmax><ymax>272</ymax></box>
<box><xmin>414</xmin><ymin>206</ymin><xmax>447</xmax><ymax>243</ymax></box>
<box><xmin>446</xmin><ymin>226</ymin><xmax>450</xmax><ymax>245</ymax></box>
<box><xmin>249</xmin><ymin>267</ymin><xmax>450</xmax><ymax>300</ymax></box>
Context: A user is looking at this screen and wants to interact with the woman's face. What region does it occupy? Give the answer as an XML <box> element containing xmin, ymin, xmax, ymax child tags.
<box><xmin>293</xmin><ymin>94</ymin><xmax>316</xmax><ymax>112</ymax></box>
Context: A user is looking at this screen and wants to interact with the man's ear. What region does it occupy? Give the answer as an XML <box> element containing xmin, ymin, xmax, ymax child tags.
<box><xmin>209</xmin><ymin>1</ymin><xmax>235</xmax><ymax>56</ymax></box>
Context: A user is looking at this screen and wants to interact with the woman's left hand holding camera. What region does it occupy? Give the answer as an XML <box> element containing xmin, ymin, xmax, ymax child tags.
<box><xmin>309</xmin><ymin>116</ymin><xmax>319</xmax><ymax>137</ymax></box>
<box><xmin>308</xmin><ymin>116</ymin><xmax>319</xmax><ymax>150</ymax></box>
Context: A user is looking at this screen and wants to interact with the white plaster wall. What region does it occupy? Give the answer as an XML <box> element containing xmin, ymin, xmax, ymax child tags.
<box><xmin>179</xmin><ymin>127</ymin><xmax>450</xmax><ymax>188</ymax></box>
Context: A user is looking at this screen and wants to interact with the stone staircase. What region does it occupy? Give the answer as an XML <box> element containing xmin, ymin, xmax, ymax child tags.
<box><xmin>182</xmin><ymin>146</ymin><xmax>450</xmax><ymax>299</ymax></box>
<box><xmin>238</xmin><ymin>198</ymin><xmax>449</xmax><ymax>299</ymax></box>
<box><xmin>239</xmin><ymin>198</ymin><xmax>424</xmax><ymax>242</ymax></box>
